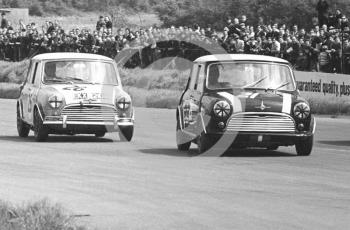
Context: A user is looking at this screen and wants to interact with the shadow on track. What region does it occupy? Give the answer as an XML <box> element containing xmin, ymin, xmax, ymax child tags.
<box><xmin>222</xmin><ymin>149</ymin><xmax>295</xmax><ymax>157</ymax></box>
<box><xmin>139</xmin><ymin>148</ymin><xmax>194</xmax><ymax>157</ymax></box>
<box><xmin>0</xmin><ymin>135</ymin><xmax>117</xmax><ymax>143</ymax></box>
<box><xmin>139</xmin><ymin>148</ymin><xmax>295</xmax><ymax>158</ymax></box>
<box><xmin>318</xmin><ymin>140</ymin><xmax>350</xmax><ymax>147</ymax></box>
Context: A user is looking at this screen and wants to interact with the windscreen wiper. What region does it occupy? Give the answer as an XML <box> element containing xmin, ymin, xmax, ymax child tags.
<box><xmin>64</xmin><ymin>76</ymin><xmax>94</xmax><ymax>84</ymax></box>
<box><xmin>266</xmin><ymin>82</ymin><xmax>291</xmax><ymax>92</ymax></box>
<box><xmin>242</xmin><ymin>76</ymin><xmax>268</xmax><ymax>89</ymax></box>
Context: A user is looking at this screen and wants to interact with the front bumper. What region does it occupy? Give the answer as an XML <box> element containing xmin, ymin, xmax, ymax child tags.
<box><xmin>204</xmin><ymin>132</ymin><xmax>314</xmax><ymax>148</ymax></box>
<box><xmin>44</xmin><ymin>115</ymin><xmax>134</xmax><ymax>129</ymax></box>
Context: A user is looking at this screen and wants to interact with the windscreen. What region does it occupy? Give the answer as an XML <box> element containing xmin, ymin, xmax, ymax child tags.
<box><xmin>43</xmin><ymin>60</ymin><xmax>118</xmax><ymax>85</ymax></box>
<box><xmin>207</xmin><ymin>62</ymin><xmax>295</xmax><ymax>91</ymax></box>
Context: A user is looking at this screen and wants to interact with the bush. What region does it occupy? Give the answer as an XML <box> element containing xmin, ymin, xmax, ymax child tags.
<box><xmin>29</xmin><ymin>3</ymin><xmax>44</xmax><ymax>16</ymax></box>
<box><xmin>0</xmin><ymin>199</ymin><xmax>86</xmax><ymax>230</ymax></box>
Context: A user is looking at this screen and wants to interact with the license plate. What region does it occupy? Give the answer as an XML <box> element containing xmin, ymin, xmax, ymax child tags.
<box><xmin>74</xmin><ymin>93</ymin><xmax>102</xmax><ymax>100</ymax></box>
<box><xmin>74</xmin><ymin>93</ymin><xmax>88</xmax><ymax>100</ymax></box>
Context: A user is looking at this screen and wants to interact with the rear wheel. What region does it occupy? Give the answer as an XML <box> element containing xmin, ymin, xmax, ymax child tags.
<box><xmin>295</xmin><ymin>135</ymin><xmax>313</xmax><ymax>156</ymax></box>
<box><xmin>33</xmin><ymin>109</ymin><xmax>48</xmax><ymax>142</ymax></box>
<box><xmin>119</xmin><ymin>126</ymin><xmax>133</xmax><ymax>142</ymax></box>
<box><xmin>17</xmin><ymin>105</ymin><xmax>30</xmax><ymax>138</ymax></box>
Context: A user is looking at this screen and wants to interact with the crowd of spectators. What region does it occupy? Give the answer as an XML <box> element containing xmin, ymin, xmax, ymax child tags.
<box><xmin>1</xmin><ymin>5</ymin><xmax>350</xmax><ymax>74</ymax></box>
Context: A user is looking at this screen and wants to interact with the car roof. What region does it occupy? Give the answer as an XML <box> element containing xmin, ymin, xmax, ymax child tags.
<box><xmin>194</xmin><ymin>54</ymin><xmax>290</xmax><ymax>64</ymax></box>
<box><xmin>31</xmin><ymin>52</ymin><xmax>113</xmax><ymax>61</ymax></box>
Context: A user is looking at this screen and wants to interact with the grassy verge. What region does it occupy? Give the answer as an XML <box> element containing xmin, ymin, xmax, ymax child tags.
<box><xmin>0</xmin><ymin>199</ymin><xmax>86</xmax><ymax>230</ymax></box>
<box><xmin>307</xmin><ymin>95</ymin><xmax>350</xmax><ymax>115</ymax></box>
<box><xmin>0</xmin><ymin>61</ymin><xmax>29</xmax><ymax>84</ymax></box>
<box><xmin>0</xmin><ymin>83</ymin><xmax>21</xmax><ymax>99</ymax></box>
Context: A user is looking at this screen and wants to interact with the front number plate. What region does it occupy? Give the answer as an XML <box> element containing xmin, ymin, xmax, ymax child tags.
<box><xmin>74</xmin><ymin>93</ymin><xmax>88</xmax><ymax>100</ymax></box>
<box><xmin>74</xmin><ymin>93</ymin><xmax>102</xmax><ymax>100</ymax></box>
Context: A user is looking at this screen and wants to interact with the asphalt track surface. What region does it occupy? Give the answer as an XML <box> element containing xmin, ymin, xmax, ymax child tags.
<box><xmin>0</xmin><ymin>98</ymin><xmax>349</xmax><ymax>230</ymax></box>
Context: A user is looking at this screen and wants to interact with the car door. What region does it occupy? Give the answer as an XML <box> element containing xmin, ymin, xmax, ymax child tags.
<box><xmin>22</xmin><ymin>61</ymin><xmax>39</xmax><ymax>122</ymax></box>
<box><xmin>180</xmin><ymin>63</ymin><xmax>204</xmax><ymax>136</ymax></box>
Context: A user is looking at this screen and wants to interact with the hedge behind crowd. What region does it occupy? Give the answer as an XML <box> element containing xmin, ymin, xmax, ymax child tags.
<box><xmin>1</xmin><ymin>0</ymin><xmax>350</xmax><ymax>30</ymax></box>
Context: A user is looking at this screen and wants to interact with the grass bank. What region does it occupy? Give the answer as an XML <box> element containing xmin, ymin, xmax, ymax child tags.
<box><xmin>0</xmin><ymin>199</ymin><xmax>86</xmax><ymax>230</ymax></box>
<box><xmin>0</xmin><ymin>60</ymin><xmax>349</xmax><ymax>115</ymax></box>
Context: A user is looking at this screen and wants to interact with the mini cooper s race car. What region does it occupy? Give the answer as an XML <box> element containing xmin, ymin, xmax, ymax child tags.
<box><xmin>17</xmin><ymin>53</ymin><xmax>134</xmax><ymax>142</ymax></box>
<box><xmin>176</xmin><ymin>54</ymin><xmax>316</xmax><ymax>155</ymax></box>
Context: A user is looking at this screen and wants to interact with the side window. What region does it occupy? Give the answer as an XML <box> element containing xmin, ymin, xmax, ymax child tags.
<box><xmin>189</xmin><ymin>64</ymin><xmax>199</xmax><ymax>90</ymax></box>
<box><xmin>195</xmin><ymin>65</ymin><xmax>204</xmax><ymax>92</ymax></box>
<box><xmin>31</xmin><ymin>63</ymin><xmax>39</xmax><ymax>84</ymax></box>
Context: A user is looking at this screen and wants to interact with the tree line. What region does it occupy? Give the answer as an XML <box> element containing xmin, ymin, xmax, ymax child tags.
<box><xmin>0</xmin><ymin>0</ymin><xmax>350</xmax><ymax>29</ymax></box>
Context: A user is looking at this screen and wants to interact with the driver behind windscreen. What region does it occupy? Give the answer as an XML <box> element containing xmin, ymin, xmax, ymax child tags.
<box><xmin>44</xmin><ymin>62</ymin><xmax>57</xmax><ymax>80</ymax></box>
<box><xmin>208</xmin><ymin>64</ymin><xmax>225</xmax><ymax>89</ymax></box>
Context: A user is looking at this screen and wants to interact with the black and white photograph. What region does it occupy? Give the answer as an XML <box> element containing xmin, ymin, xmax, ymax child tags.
<box><xmin>0</xmin><ymin>0</ymin><xmax>349</xmax><ymax>229</ymax></box>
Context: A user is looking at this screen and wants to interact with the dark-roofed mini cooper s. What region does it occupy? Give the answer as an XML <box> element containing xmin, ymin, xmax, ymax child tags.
<box><xmin>176</xmin><ymin>54</ymin><xmax>316</xmax><ymax>155</ymax></box>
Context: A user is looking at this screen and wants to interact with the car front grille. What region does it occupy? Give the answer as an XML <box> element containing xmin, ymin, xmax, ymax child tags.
<box><xmin>61</xmin><ymin>104</ymin><xmax>119</xmax><ymax>122</ymax></box>
<box><xmin>226</xmin><ymin>113</ymin><xmax>296</xmax><ymax>133</ymax></box>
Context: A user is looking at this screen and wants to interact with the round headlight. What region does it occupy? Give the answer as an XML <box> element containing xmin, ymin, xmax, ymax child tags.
<box><xmin>293</xmin><ymin>102</ymin><xmax>310</xmax><ymax>119</ymax></box>
<box><xmin>116</xmin><ymin>97</ymin><xmax>131</xmax><ymax>110</ymax></box>
<box><xmin>213</xmin><ymin>100</ymin><xmax>231</xmax><ymax>118</ymax></box>
<box><xmin>48</xmin><ymin>95</ymin><xmax>64</xmax><ymax>109</ymax></box>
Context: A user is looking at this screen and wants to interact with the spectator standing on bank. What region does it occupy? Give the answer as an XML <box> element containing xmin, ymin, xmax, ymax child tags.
<box><xmin>271</xmin><ymin>37</ymin><xmax>281</xmax><ymax>57</ymax></box>
<box><xmin>96</xmin><ymin>16</ymin><xmax>105</xmax><ymax>31</ymax></box>
<box><xmin>316</xmin><ymin>0</ymin><xmax>329</xmax><ymax>26</ymax></box>
<box><xmin>105</xmin><ymin>16</ymin><xmax>112</xmax><ymax>30</ymax></box>
<box><xmin>318</xmin><ymin>44</ymin><xmax>331</xmax><ymax>72</ymax></box>
<box><xmin>1</xmin><ymin>12</ymin><xmax>9</xmax><ymax>29</ymax></box>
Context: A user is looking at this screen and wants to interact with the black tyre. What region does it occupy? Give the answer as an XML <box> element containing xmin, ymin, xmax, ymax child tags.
<box><xmin>267</xmin><ymin>145</ymin><xmax>279</xmax><ymax>151</ymax></box>
<box><xmin>176</xmin><ymin>119</ymin><xmax>191</xmax><ymax>151</ymax></box>
<box><xmin>295</xmin><ymin>135</ymin><xmax>313</xmax><ymax>156</ymax></box>
<box><xmin>177</xmin><ymin>141</ymin><xmax>191</xmax><ymax>151</ymax></box>
<box><xmin>33</xmin><ymin>109</ymin><xmax>48</xmax><ymax>142</ymax></box>
<box><xmin>198</xmin><ymin>133</ymin><xmax>215</xmax><ymax>154</ymax></box>
<box><xmin>95</xmin><ymin>132</ymin><xmax>106</xmax><ymax>138</ymax></box>
<box><xmin>119</xmin><ymin>126</ymin><xmax>133</xmax><ymax>142</ymax></box>
<box><xmin>17</xmin><ymin>105</ymin><xmax>30</xmax><ymax>138</ymax></box>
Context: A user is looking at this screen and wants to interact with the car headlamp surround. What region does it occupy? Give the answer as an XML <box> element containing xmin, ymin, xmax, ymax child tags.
<box><xmin>48</xmin><ymin>94</ymin><xmax>64</xmax><ymax>109</ymax></box>
<box><xmin>293</xmin><ymin>102</ymin><xmax>310</xmax><ymax>120</ymax></box>
<box><xmin>213</xmin><ymin>100</ymin><xmax>232</xmax><ymax>119</ymax></box>
<box><xmin>116</xmin><ymin>97</ymin><xmax>131</xmax><ymax>110</ymax></box>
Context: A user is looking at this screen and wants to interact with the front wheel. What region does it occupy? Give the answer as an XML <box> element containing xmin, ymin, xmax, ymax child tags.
<box><xmin>17</xmin><ymin>105</ymin><xmax>30</xmax><ymax>138</ymax></box>
<box><xmin>198</xmin><ymin>133</ymin><xmax>216</xmax><ymax>154</ymax></box>
<box><xmin>33</xmin><ymin>109</ymin><xmax>48</xmax><ymax>142</ymax></box>
<box><xmin>119</xmin><ymin>126</ymin><xmax>133</xmax><ymax>142</ymax></box>
<box><xmin>295</xmin><ymin>135</ymin><xmax>313</xmax><ymax>156</ymax></box>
